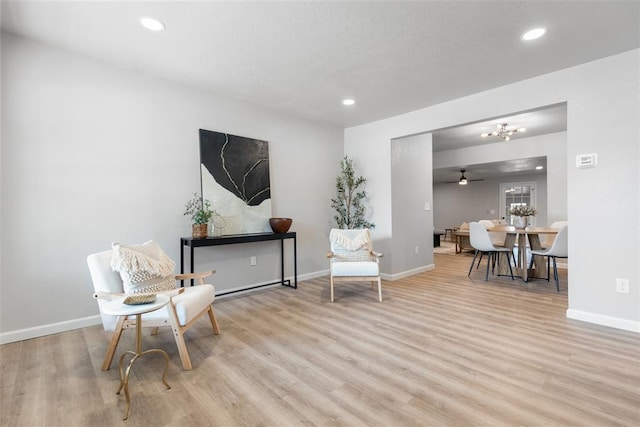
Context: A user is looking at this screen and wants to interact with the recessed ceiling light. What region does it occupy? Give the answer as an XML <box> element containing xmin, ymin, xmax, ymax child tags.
<box><xmin>536</xmin><ymin>165</ymin><xmax>544</xmax><ymax>170</ymax></box>
<box><xmin>140</xmin><ymin>16</ymin><xmax>165</xmax><ymax>32</ymax></box>
<box><xmin>342</xmin><ymin>99</ymin><xmax>355</xmax><ymax>106</ymax></box>
<box><xmin>522</xmin><ymin>27</ymin><xmax>546</xmax><ymax>41</ymax></box>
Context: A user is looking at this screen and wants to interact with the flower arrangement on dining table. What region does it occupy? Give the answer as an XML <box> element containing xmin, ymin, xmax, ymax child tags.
<box><xmin>508</xmin><ymin>205</ymin><xmax>538</xmax><ymax>217</ymax></box>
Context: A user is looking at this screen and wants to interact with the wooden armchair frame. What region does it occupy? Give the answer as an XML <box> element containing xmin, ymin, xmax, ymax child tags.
<box><xmin>92</xmin><ymin>270</ymin><xmax>220</xmax><ymax>371</ymax></box>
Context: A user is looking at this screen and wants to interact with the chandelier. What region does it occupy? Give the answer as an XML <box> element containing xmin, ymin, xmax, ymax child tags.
<box><xmin>481</xmin><ymin>123</ymin><xmax>526</xmax><ymax>141</ymax></box>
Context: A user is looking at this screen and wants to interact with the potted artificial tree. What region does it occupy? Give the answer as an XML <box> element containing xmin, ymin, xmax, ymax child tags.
<box><xmin>330</xmin><ymin>156</ymin><xmax>375</xmax><ymax>229</ymax></box>
<box><xmin>184</xmin><ymin>193</ymin><xmax>215</xmax><ymax>238</ymax></box>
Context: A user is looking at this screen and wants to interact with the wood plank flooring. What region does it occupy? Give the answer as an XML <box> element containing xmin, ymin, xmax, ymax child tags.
<box><xmin>1</xmin><ymin>253</ymin><xmax>639</xmax><ymax>426</ymax></box>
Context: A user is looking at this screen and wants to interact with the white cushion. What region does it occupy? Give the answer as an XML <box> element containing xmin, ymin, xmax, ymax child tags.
<box><xmin>330</xmin><ymin>228</ymin><xmax>376</xmax><ymax>261</ymax></box>
<box><xmin>143</xmin><ymin>284</ymin><xmax>215</xmax><ymax>326</ymax></box>
<box><xmin>331</xmin><ymin>261</ymin><xmax>379</xmax><ymax>276</ymax></box>
<box><xmin>110</xmin><ymin>241</ymin><xmax>176</xmax><ymax>294</ymax></box>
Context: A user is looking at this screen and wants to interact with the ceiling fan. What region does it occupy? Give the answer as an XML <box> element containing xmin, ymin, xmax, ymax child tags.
<box><xmin>444</xmin><ymin>169</ymin><xmax>485</xmax><ymax>185</ymax></box>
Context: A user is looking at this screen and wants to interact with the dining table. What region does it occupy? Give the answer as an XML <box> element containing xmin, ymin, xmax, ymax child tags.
<box><xmin>501</xmin><ymin>228</ymin><xmax>559</xmax><ymax>281</ymax></box>
<box><xmin>453</xmin><ymin>227</ymin><xmax>559</xmax><ymax>281</ymax></box>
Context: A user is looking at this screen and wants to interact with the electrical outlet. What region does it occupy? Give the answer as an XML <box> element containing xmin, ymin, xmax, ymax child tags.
<box><xmin>616</xmin><ymin>278</ymin><xmax>629</xmax><ymax>294</ymax></box>
<box><xmin>415</xmin><ymin>246</ymin><xmax>420</xmax><ymax>255</ymax></box>
<box><xmin>250</xmin><ymin>256</ymin><xmax>257</xmax><ymax>266</ymax></box>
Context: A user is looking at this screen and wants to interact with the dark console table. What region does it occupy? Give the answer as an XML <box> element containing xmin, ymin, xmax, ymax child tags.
<box><xmin>180</xmin><ymin>232</ymin><xmax>297</xmax><ymax>295</ymax></box>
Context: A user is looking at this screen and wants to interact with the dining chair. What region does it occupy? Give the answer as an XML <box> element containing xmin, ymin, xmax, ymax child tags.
<box><xmin>527</xmin><ymin>225</ymin><xmax>568</xmax><ymax>292</ymax></box>
<box><xmin>540</xmin><ymin>220</ymin><xmax>568</xmax><ymax>249</ymax></box>
<box><xmin>485</xmin><ymin>224</ymin><xmax>517</xmax><ymax>266</ymax></box>
<box><xmin>478</xmin><ymin>220</ymin><xmax>495</xmax><ymax>229</ymax></box>
<box><xmin>468</xmin><ymin>222</ymin><xmax>514</xmax><ymax>281</ymax></box>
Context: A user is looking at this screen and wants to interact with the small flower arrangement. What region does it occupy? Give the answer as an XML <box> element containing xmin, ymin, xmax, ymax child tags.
<box><xmin>508</xmin><ymin>205</ymin><xmax>537</xmax><ymax>217</ymax></box>
<box><xmin>184</xmin><ymin>193</ymin><xmax>215</xmax><ymax>225</ymax></box>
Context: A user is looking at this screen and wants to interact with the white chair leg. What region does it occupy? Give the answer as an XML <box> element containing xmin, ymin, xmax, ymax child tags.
<box><xmin>377</xmin><ymin>278</ymin><xmax>382</xmax><ymax>302</ymax></box>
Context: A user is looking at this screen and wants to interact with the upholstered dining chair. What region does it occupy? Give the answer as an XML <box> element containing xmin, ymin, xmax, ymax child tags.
<box><xmin>468</xmin><ymin>222</ymin><xmax>514</xmax><ymax>281</ymax></box>
<box><xmin>540</xmin><ymin>220</ymin><xmax>568</xmax><ymax>249</ymax></box>
<box><xmin>478</xmin><ymin>219</ymin><xmax>495</xmax><ymax>229</ymax></box>
<box><xmin>87</xmin><ymin>243</ymin><xmax>220</xmax><ymax>371</ymax></box>
<box><xmin>327</xmin><ymin>228</ymin><xmax>383</xmax><ymax>302</ymax></box>
<box><xmin>483</xmin><ymin>224</ymin><xmax>517</xmax><ymax>266</ymax></box>
<box><xmin>527</xmin><ymin>225</ymin><xmax>568</xmax><ymax>292</ymax></box>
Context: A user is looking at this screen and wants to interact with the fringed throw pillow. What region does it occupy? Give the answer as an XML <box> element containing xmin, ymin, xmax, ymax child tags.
<box><xmin>330</xmin><ymin>229</ymin><xmax>375</xmax><ymax>262</ymax></box>
<box><xmin>110</xmin><ymin>240</ymin><xmax>176</xmax><ymax>294</ymax></box>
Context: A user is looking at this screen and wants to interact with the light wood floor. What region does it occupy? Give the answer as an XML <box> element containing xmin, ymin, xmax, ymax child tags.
<box><xmin>2</xmin><ymin>254</ymin><xmax>639</xmax><ymax>426</ymax></box>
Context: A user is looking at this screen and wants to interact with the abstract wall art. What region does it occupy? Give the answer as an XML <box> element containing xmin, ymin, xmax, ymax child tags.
<box><xmin>199</xmin><ymin>129</ymin><xmax>272</xmax><ymax>235</ymax></box>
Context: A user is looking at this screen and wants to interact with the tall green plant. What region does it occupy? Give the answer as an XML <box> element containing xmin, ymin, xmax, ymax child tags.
<box><xmin>330</xmin><ymin>156</ymin><xmax>375</xmax><ymax>229</ymax></box>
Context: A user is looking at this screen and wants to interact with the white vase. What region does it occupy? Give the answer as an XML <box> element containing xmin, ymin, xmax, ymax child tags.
<box><xmin>513</xmin><ymin>216</ymin><xmax>528</xmax><ymax>229</ymax></box>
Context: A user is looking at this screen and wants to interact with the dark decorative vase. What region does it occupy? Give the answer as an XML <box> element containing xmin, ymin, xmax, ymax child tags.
<box><xmin>192</xmin><ymin>223</ymin><xmax>208</xmax><ymax>239</ymax></box>
<box><xmin>269</xmin><ymin>218</ymin><xmax>292</xmax><ymax>233</ymax></box>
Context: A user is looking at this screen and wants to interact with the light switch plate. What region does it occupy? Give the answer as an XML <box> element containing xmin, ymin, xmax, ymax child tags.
<box><xmin>576</xmin><ymin>153</ymin><xmax>597</xmax><ymax>168</ymax></box>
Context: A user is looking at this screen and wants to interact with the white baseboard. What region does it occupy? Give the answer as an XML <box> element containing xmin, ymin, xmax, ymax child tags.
<box><xmin>382</xmin><ymin>264</ymin><xmax>435</xmax><ymax>281</ymax></box>
<box><xmin>566</xmin><ymin>309</ymin><xmax>640</xmax><ymax>333</ymax></box>
<box><xmin>1</xmin><ymin>271</ymin><xmax>331</xmax><ymax>345</ymax></box>
<box><xmin>5</xmin><ymin>276</ymin><xmax>635</xmax><ymax>345</ymax></box>
<box><xmin>0</xmin><ymin>315</ymin><xmax>103</xmax><ymax>345</ymax></box>
<box><xmin>215</xmin><ymin>270</ymin><xmax>328</xmax><ymax>299</ymax></box>
<box><xmin>300</xmin><ymin>270</ymin><xmax>330</xmax><ymax>281</ymax></box>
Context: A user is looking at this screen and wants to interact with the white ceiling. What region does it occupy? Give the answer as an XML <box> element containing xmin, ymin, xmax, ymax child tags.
<box><xmin>431</xmin><ymin>103</ymin><xmax>565</xmax><ymax>182</ymax></box>
<box><xmin>433</xmin><ymin>156</ymin><xmax>548</xmax><ymax>185</ymax></box>
<box><xmin>431</xmin><ymin>103</ymin><xmax>567</xmax><ymax>153</ymax></box>
<box><xmin>2</xmin><ymin>0</ymin><xmax>639</xmax><ymax>128</ymax></box>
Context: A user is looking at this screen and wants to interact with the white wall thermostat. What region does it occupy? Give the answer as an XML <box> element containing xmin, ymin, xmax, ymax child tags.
<box><xmin>576</xmin><ymin>153</ymin><xmax>598</xmax><ymax>168</ymax></box>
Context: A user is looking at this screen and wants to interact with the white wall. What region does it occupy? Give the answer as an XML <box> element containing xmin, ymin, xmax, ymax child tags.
<box><xmin>0</xmin><ymin>32</ymin><xmax>343</xmax><ymax>341</ymax></box>
<box><xmin>434</xmin><ymin>132</ymin><xmax>566</xmax><ymax>226</ymax></box>
<box><xmin>432</xmin><ymin>131</ymin><xmax>567</xmax><ymax>230</ymax></box>
<box><xmin>434</xmin><ymin>173</ymin><xmax>548</xmax><ymax>230</ymax></box>
<box><xmin>345</xmin><ymin>49</ymin><xmax>640</xmax><ymax>332</ymax></box>
<box><xmin>389</xmin><ymin>133</ymin><xmax>433</xmax><ymax>278</ymax></box>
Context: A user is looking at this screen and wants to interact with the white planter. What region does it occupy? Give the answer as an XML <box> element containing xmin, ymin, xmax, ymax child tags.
<box><xmin>513</xmin><ymin>216</ymin><xmax>528</xmax><ymax>229</ymax></box>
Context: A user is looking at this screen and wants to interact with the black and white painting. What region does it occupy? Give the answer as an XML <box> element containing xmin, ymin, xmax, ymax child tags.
<box><xmin>199</xmin><ymin>129</ymin><xmax>272</xmax><ymax>235</ymax></box>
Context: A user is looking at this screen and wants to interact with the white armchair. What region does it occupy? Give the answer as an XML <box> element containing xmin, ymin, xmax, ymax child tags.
<box><xmin>87</xmin><ymin>246</ymin><xmax>220</xmax><ymax>371</ymax></box>
<box><xmin>327</xmin><ymin>228</ymin><xmax>383</xmax><ymax>302</ymax></box>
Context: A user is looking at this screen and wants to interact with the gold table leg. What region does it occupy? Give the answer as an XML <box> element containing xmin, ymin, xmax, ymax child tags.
<box><xmin>116</xmin><ymin>314</ymin><xmax>171</xmax><ymax>420</ymax></box>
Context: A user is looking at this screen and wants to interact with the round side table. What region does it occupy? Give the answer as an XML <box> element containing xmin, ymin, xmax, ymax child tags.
<box><xmin>103</xmin><ymin>294</ymin><xmax>171</xmax><ymax>420</ymax></box>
